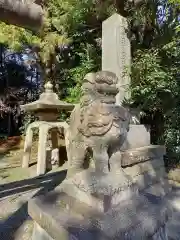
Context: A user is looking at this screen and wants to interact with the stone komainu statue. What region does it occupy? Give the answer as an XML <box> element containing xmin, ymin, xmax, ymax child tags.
<box><xmin>66</xmin><ymin>71</ymin><xmax>130</xmax><ymax>177</ymax></box>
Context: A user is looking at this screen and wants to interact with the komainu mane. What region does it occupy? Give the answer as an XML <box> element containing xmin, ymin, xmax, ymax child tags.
<box><xmin>66</xmin><ymin>71</ymin><xmax>130</xmax><ymax>177</ymax></box>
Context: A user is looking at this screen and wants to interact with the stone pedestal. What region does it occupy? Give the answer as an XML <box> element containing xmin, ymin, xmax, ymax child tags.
<box><xmin>28</xmin><ymin>145</ymin><xmax>172</xmax><ymax>240</ymax></box>
<box><xmin>28</xmin><ymin>177</ymin><xmax>170</xmax><ymax>240</ymax></box>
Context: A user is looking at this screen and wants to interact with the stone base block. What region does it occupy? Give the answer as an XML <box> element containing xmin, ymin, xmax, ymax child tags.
<box><xmin>28</xmin><ymin>187</ymin><xmax>171</xmax><ymax>240</ymax></box>
<box><xmin>120</xmin><ymin>145</ymin><xmax>171</xmax><ymax>197</ymax></box>
<box><xmin>28</xmin><ymin>144</ymin><xmax>171</xmax><ymax>240</ymax></box>
<box><xmin>121</xmin><ymin>124</ymin><xmax>150</xmax><ymax>150</ymax></box>
<box><xmin>28</xmin><ymin>165</ymin><xmax>172</xmax><ymax>240</ymax></box>
<box><xmin>121</xmin><ymin>145</ymin><xmax>166</xmax><ymax>167</ymax></box>
<box><xmin>59</xmin><ymin>169</ymin><xmax>139</xmax><ymax>210</ymax></box>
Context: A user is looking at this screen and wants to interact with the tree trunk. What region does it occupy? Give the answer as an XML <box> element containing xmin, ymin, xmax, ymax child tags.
<box><xmin>0</xmin><ymin>0</ymin><xmax>44</xmax><ymax>31</ymax></box>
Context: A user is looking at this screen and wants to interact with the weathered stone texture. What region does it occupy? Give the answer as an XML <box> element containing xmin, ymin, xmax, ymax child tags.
<box><xmin>28</xmin><ymin>67</ymin><xmax>170</xmax><ymax>240</ymax></box>
<box><xmin>21</xmin><ymin>82</ymin><xmax>74</xmax><ymax>176</ymax></box>
<box><xmin>121</xmin><ymin>145</ymin><xmax>166</xmax><ymax>167</ymax></box>
<box><xmin>32</xmin><ymin>223</ymin><xmax>54</xmax><ymax>240</ymax></box>
<box><xmin>102</xmin><ymin>13</ymin><xmax>131</xmax><ymax>104</ymax></box>
<box><xmin>28</xmin><ymin>187</ymin><xmax>171</xmax><ymax>240</ymax></box>
<box><xmin>124</xmin><ymin>158</ymin><xmax>164</xmax><ymax>177</ymax></box>
<box><xmin>66</xmin><ymin>71</ymin><xmax>130</xmax><ymax>178</ymax></box>
<box><xmin>121</xmin><ymin>124</ymin><xmax>150</xmax><ymax>150</ymax></box>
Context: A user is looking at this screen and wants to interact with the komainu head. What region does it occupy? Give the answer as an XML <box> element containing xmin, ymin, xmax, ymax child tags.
<box><xmin>81</xmin><ymin>71</ymin><xmax>119</xmax><ymax>105</ymax></box>
<box><xmin>78</xmin><ymin>71</ymin><xmax>130</xmax><ymax>137</ymax></box>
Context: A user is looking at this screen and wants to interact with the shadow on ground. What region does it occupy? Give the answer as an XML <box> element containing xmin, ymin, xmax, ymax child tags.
<box><xmin>0</xmin><ymin>170</ymin><xmax>66</xmax><ymax>199</ymax></box>
<box><xmin>0</xmin><ymin>170</ymin><xmax>67</xmax><ymax>240</ymax></box>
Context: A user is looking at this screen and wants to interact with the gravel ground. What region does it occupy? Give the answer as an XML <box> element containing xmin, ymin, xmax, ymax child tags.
<box><xmin>0</xmin><ymin>189</ymin><xmax>38</xmax><ymax>240</ymax></box>
<box><xmin>0</xmin><ymin>168</ymin><xmax>66</xmax><ymax>240</ymax></box>
<box><xmin>0</xmin><ymin>144</ymin><xmax>38</xmax><ymax>240</ymax></box>
<box><xmin>0</xmin><ymin>155</ymin><xmax>66</xmax><ymax>240</ymax></box>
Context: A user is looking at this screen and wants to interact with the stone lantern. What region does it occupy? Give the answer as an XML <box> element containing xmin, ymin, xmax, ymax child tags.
<box><xmin>21</xmin><ymin>81</ymin><xmax>74</xmax><ymax>176</ymax></box>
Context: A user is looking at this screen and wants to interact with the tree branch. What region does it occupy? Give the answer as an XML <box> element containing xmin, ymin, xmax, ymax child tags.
<box><xmin>0</xmin><ymin>0</ymin><xmax>44</xmax><ymax>31</ymax></box>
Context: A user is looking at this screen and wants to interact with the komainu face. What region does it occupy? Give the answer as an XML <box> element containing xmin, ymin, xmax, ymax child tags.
<box><xmin>78</xmin><ymin>71</ymin><xmax>130</xmax><ymax>140</ymax></box>
<box><xmin>78</xmin><ymin>101</ymin><xmax>130</xmax><ymax>139</ymax></box>
<box><xmin>78</xmin><ymin>101</ymin><xmax>113</xmax><ymax>137</ymax></box>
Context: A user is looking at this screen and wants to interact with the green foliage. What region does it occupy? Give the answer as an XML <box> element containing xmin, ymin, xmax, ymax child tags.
<box><xmin>0</xmin><ymin>0</ymin><xmax>180</xmax><ymax>167</ymax></box>
<box><xmin>169</xmin><ymin>0</ymin><xmax>180</xmax><ymax>7</ymax></box>
<box><xmin>65</xmin><ymin>43</ymin><xmax>100</xmax><ymax>103</ymax></box>
<box><xmin>0</xmin><ymin>22</ymin><xmax>39</xmax><ymax>50</ymax></box>
<box><xmin>129</xmin><ymin>0</ymin><xmax>180</xmax><ymax>163</ymax></box>
<box><xmin>48</xmin><ymin>0</ymin><xmax>115</xmax><ymax>34</ymax></box>
<box><xmin>0</xmin><ymin>8</ymin><xmax>69</xmax><ymax>69</ymax></box>
<box><xmin>131</xmin><ymin>48</ymin><xmax>173</xmax><ymax>111</ymax></box>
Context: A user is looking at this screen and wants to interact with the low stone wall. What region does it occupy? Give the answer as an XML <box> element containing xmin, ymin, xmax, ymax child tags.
<box><xmin>121</xmin><ymin>145</ymin><xmax>171</xmax><ymax>196</ymax></box>
<box><xmin>121</xmin><ymin>145</ymin><xmax>166</xmax><ymax>167</ymax></box>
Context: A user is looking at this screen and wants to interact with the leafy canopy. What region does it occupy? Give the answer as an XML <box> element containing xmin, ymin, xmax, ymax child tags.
<box><xmin>0</xmin><ymin>0</ymin><xmax>180</xmax><ymax>164</ymax></box>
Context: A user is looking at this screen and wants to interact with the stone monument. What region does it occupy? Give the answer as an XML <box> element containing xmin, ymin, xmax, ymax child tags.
<box><xmin>102</xmin><ymin>13</ymin><xmax>151</xmax><ymax>150</ymax></box>
<box><xmin>102</xmin><ymin>13</ymin><xmax>131</xmax><ymax>105</ymax></box>
<box><xmin>21</xmin><ymin>81</ymin><xmax>74</xmax><ymax>176</ymax></box>
<box><xmin>101</xmin><ymin>12</ymin><xmax>171</xmax><ymax>201</ymax></box>
<box><xmin>28</xmin><ymin>71</ymin><xmax>172</xmax><ymax>240</ymax></box>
